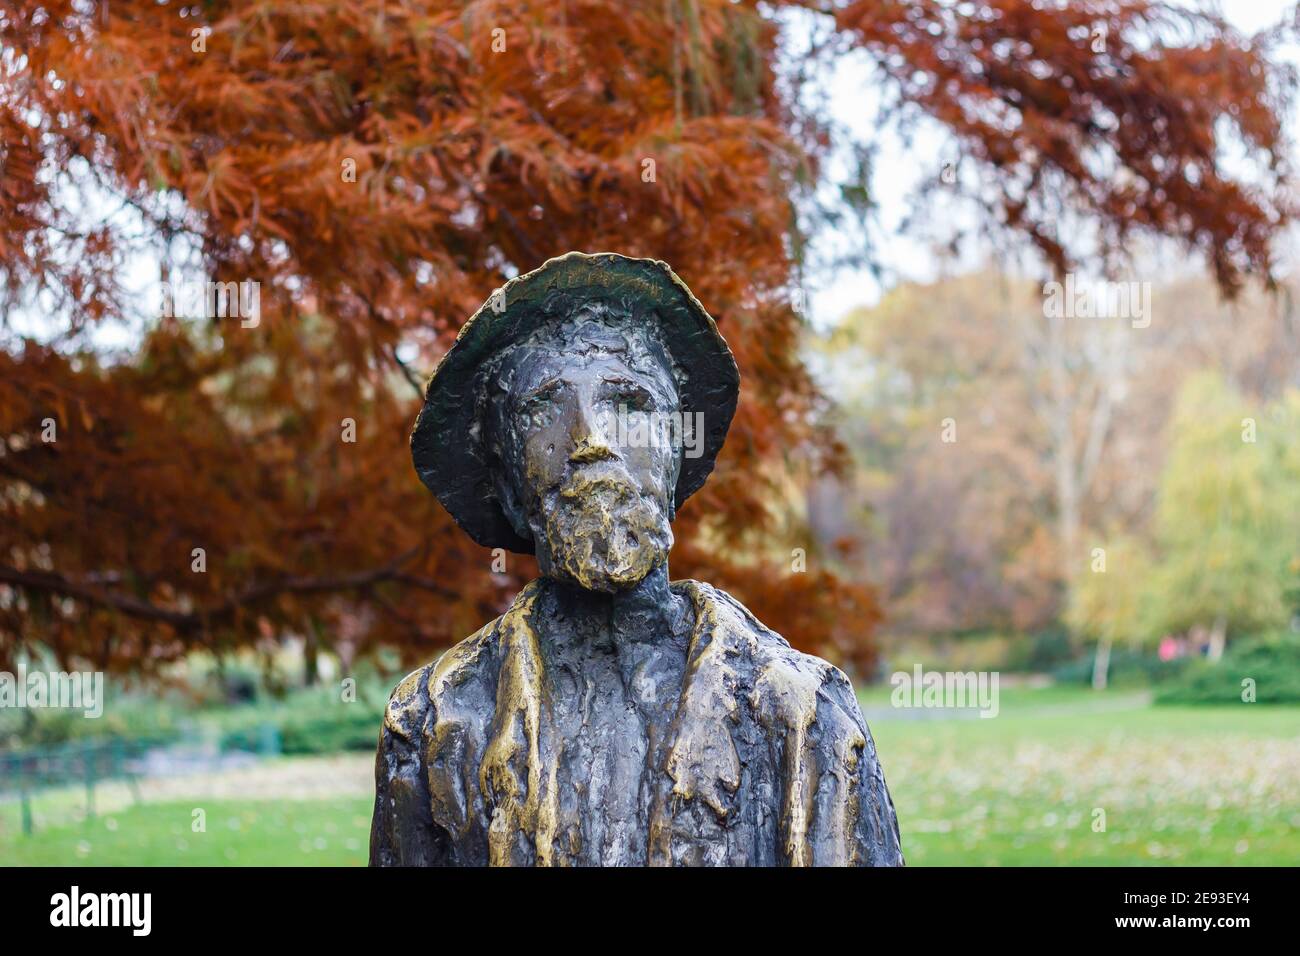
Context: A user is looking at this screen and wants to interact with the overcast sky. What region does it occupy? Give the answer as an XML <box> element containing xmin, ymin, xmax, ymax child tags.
<box><xmin>805</xmin><ymin>0</ymin><xmax>1300</xmax><ymax>328</ymax></box>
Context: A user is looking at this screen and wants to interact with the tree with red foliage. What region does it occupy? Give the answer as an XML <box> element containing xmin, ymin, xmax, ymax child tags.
<box><xmin>0</xmin><ymin>0</ymin><xmax>1292</xmax><ymax>677</ymax></box>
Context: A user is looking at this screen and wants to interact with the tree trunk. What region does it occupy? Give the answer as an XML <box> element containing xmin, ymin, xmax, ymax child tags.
<box><xmin>1207</xmin><ymin>615</ymin><xmax>1227</xmax><ymax>663</ymax></box>
<box><xmin>304</xmin><ymin>620</ymin><xmax>320</xmax><ymax>687</ymax></box>
<box><xmin>1046</xmin><ymin>310</ymin><xmax>1081</xmax><ymax>585</ymax></box>
<box><xmin>1092</xmin><ymin>636</ymin><xmax>1112</xmax><ymax>690</ymax></box>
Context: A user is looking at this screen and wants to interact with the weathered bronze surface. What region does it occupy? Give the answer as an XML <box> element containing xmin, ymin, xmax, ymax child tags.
<box><xmin>372</xmin><ymin>252</ymin><xmax>903</xmax><ymax>866</ymax></box>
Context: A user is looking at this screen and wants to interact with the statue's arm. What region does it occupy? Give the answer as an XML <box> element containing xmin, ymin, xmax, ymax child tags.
<box><xmin>369</xmin><ymin>666</ymin><xmax>450</xmax><ymax>866</ymax></box>
<box><xmin>831</xmin><ymin>672</ymin><xmax>906</xmax><ymax>867</ymax></box>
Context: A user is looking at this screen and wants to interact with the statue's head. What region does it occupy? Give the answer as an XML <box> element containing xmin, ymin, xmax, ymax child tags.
<box><xmin>411</xmin><ymin>253</ymin><xmax>740</xmax><ymax>593</ymax></box>
<box><xmin>480</xmin><ymin>300</ymin><xmax>681</xmax><ymax>591</ymax></box>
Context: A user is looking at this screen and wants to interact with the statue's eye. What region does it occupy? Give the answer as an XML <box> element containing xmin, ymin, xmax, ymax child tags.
<box><xmin>518</xmin><ymin>383</ymin><xmax>561</xmax><ymax>427</ymax></box>
<box><xmin>614</xmin><ymin>387</ymin><xmax>652</xmax><ymax>412</ymax></box>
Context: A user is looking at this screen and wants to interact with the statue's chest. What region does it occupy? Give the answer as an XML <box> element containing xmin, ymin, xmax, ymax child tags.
<box><xmin>541</xmin><ymin>653</ymin><xmax>681</xmax><ymax>865</ymax></box>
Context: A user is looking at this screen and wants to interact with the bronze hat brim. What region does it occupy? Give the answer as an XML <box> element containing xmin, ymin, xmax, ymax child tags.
<box><xmin>410</xmin><ymin>251</ymin><xmax>741</xmax><ymax>554</ymax></box>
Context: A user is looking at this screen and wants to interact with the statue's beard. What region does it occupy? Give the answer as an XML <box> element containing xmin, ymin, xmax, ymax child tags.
<box><xmin>532</xmin><ymin>463</ymin><xmax>673</xmax><ymax>593</ymax></box>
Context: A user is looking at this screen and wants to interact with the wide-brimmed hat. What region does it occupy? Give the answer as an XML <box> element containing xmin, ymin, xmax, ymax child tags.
<box><xmin>410</xmin><ymin>251</ymin><xmax>740</xmax><ymax>553</ymax></box>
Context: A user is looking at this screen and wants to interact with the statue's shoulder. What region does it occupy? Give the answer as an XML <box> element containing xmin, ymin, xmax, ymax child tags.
<box><xmin>674</xmin><ymin>578</ymin><xmax>865</xmax><ymax>730</ymax></box>
<box><xmin>379</xmin><ymin>579</ymin><xmax>551</xmax><ymax>747</ymax></box>
<box><xmin>381</xmin><ymin>614</ymin><xmax>502</xmax><ymax>745</ymax></box>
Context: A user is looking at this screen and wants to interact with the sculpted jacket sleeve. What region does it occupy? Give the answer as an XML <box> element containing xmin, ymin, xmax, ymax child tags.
<box><xmin>832</xmin><ymin>669</ymin><xmax>906</xmax><ymax>867</ymax></box>
<box><xmin>369</xmin><ymin>665</ymin><xmax>448</xmax><ymax>866</ymax></box>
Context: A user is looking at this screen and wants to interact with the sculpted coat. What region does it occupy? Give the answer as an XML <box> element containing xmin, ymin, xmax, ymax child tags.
<box><xmin>371</xmin><ymin>578</ymin><xmax>904</xmax><ymax>866</ymax></box>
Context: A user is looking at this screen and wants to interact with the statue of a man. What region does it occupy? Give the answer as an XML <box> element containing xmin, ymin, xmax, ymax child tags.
<box><xmin>370</xmin><ymin>252</ymin><xmax>903</xmax><ymax>866</ymax></box>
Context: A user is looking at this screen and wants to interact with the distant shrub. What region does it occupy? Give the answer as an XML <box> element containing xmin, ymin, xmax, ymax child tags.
<box><xmin>0</xmin><ymin>656</ymin><xmax>400</xmax><ymax>755</ymax></box>
<box><xmin>278</xmin><ymin>707</ymin><xmax>383</xmax><ymax>754</ymax></box>
<box><xmin>1156</xmin><ymin>634</ymin><xmax>1300</xmax><ymax>705</ymax></box>
<box><xmin>1052</xmin><ymin>649</ymin><xmax>1191</xmax><ymax>687</ymax></box>
<box><xmin>0</xmin><ymin>689</ymin><xmax>186</xmax><ymax>752</ymax></box>
<box><xmin>1003</xmin><ymin>627</ymin><xmax>1076</xmax><ymax>673</ymax></box>
<box><xmin>212</xmin><ymin>678</ymin><xmax>388</xmax><ymax>754</ymax></box>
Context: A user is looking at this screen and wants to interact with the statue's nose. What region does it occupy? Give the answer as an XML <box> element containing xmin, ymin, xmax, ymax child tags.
<box><xmin>569</xmin><ymin>399</ymin><xmax>618</xmax><ymax>464</ymax></box>
<box><xmin>570</xmin><ymin>433</ymin><xmax>617</xmax><ymax>465</ymax></box>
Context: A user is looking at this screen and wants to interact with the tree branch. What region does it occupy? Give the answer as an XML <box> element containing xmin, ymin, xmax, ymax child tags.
<box><xmin>0</xmin><ymin>551</ymin><xmax>456</xmax><ymax>637</ymax></box>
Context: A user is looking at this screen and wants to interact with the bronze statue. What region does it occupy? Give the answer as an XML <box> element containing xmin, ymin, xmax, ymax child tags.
<box><xmin>370</xmin><ymin>252</ymin><xmax>903</xmax><ymax>866</ymax></box>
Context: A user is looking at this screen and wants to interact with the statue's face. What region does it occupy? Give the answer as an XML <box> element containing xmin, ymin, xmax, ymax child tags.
<box><xmin>491</xmin><ymin>321</ymin><xmax>681</xmax><ymax>592</ymax></box>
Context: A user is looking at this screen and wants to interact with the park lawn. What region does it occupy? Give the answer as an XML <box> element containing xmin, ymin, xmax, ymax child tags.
<box><xmin>0</xmin><ymin>797</ymin><xmax>374</xmax><ymax>866</ymax></box>
<box><xmin>864</xmin><ymin>686</ymin><xmax>1300</xmax><ymax>865</ymax></box>
<box><xmin>1</xmin><ymin>686</ymin><xmax>1296</xmax><ymax>865</ymax></box>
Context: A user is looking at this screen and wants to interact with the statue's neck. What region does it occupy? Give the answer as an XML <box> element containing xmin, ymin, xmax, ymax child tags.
<box><xmin>542</xmin><ymin>561</ymin><xmax>692</xmax><ymax>648</ymax></box>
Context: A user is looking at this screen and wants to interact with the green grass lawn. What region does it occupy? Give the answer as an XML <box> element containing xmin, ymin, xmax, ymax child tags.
<box><xmin>2</xmin><ymin>686</ymin><xmax>1296</xmax><ymax>865</ymax></box>
<box><xmin>864</xmin><ymin>685</ymin><xmax>1300</xmax><ymax>865</ymax></box>
<box><xmin>0</xmin><ymin>797</ymin><xmax>374</xmax><ymax>866</ymax></box>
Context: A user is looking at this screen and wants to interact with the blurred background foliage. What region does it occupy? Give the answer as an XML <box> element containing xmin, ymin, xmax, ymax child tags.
<box><xmin>2</xmin><ymin>0</ymin><xmax>1296</xmax><ymax>681</ymax></box>
<box><xmin>813</xmin><ymin>270</ymin><xmax>1300</xmax><ymax>692</ymax></box>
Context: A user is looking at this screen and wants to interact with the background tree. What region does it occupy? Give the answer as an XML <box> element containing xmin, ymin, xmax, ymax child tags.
<box><xmin>1140</xmin><ymin>373</ymin><xmax>1300</xmax><ymax>659</ymax></box>
<box><xmin>1</xmin><ymin>0</ymin><xmax>1294</xmax><ymax>679</ymax></box>
<box><xmin>1065</xmin><ymin>535</ymin><xmax>1150</xmax><ymax>690</ymax></box>
<box><xmin>818</xmin><ymin>269</ymin><xmax>1300</xmax><ymax>675</ymax></box>
<box><xmin>811</xmin><ymin>274</ymin><xmax>1060</xmax><ymax>636</ymax></box>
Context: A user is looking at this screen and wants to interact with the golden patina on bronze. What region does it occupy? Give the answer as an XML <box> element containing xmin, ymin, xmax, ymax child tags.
<box><xmin>660</xmin><ymin>587</ymin><xmax>743</xmax><ymax>823</ymax></box>
<box><xmin>372</xmin><ymin>252</ymin><xmax>903</xmax><ymax>866</ymax></box>
<box><xmin>479</xmin><ymin>583</ymin><xmax>560</xmax><ymax>866</ymax></box>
